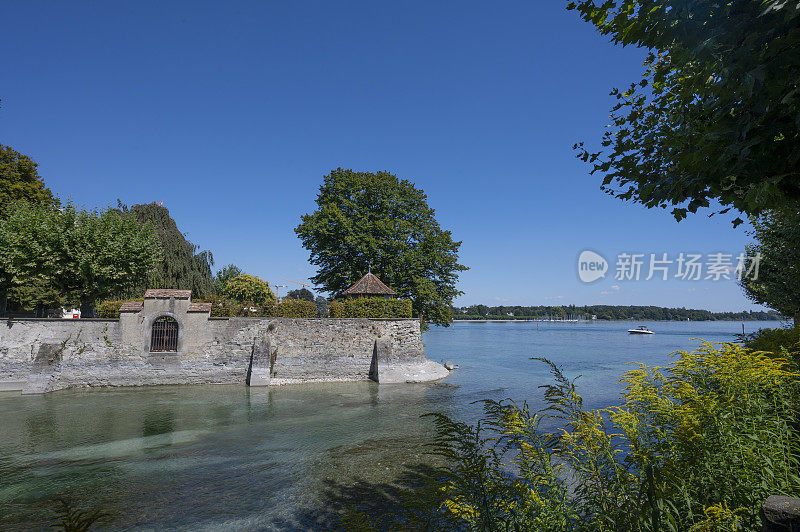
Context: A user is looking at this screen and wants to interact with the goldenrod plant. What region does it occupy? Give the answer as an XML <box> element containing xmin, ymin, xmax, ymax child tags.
<box><xmin>361</xmin><ymin>342</ymin><xmax>800</xmax><ymax>531</ymax></box>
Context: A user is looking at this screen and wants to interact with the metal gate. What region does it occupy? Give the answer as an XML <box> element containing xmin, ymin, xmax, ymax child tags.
<box><xmin>150</xmin><ymin>316</ymin><xmax>178</xmax><ymax>352</ymax></box>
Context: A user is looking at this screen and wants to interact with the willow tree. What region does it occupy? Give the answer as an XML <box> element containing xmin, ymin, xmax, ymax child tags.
<box><xmin>123</xmin><ymin>202</ymin><xmax>215</xmax><ymax>297</ymax></box>
<box><xmin>295</xmin><ymin>168</ymin><xmax>467</xmax><ymax>328</ymax></box>
<box><xmin>571</xmin><ymin>0</ymin><xmax>800</xmax><ymax>225</ymax></box>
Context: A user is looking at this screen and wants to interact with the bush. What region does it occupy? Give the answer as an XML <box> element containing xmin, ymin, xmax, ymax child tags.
<box><xmin>97</xmin><ymin>299</ymin><xmax>142</xmax><ymax>318</ymax></box>
<box><xmin>742</xmin><ymin>326</ymin><xmax>800</xmax><ymax>366</ymax></box>
<box><xmin>328</xmin><ymin>297</ymin><xmax>412</xmax><ymax>319</ymax></box>
<box><xmin>223</xmin><ymin>274</ymin><xmax>275</xmax><ymax>306</ymax></box>
<box><xmin>272</xmin><ymin>300</ymin><xmax>317</xmax><ymax>318</ymax></box>
<box><xmin>202</xmin><ymin>295</ymin><xmax>318</xmax><ymax>318</ymax></box>
<box><xmin>362</xmin><ymin>342</ymin><xmax>800</xmax><ymax>531</ymax></box>
<box><xmin>201</xmin><ymin>294</ymin><xmax>268</xmax><ymax>318</ymax></box>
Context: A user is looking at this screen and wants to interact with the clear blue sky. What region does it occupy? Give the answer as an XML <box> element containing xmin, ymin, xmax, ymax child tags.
<box><xmin>1</xmin><ymin>1</ymin><xmax>763</xmax><ymax>312</ymax></box>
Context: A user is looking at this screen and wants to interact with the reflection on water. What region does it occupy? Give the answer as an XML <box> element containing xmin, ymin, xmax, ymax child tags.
<box><xmin>0</xmin><ymin>320</ymin><xmax>780</xmax><ymax>529</ymax></box>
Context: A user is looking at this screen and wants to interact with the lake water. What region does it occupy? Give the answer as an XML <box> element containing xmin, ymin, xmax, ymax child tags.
<box><xmin>0</xmin><ymin>320</ymin><xmax>782</xmax><ymax>530</ymax></box>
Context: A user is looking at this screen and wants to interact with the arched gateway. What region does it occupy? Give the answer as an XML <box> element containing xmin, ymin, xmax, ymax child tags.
<box><xmin>150</xmin><ymin>316</ymin><xmax>178</xmax><ymax>352</ymax></box>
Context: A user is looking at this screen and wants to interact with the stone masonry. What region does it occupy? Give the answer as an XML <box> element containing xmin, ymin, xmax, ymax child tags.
<box><xmin>0</xmin><ymin>290</ymin><xmax>448</xmax><ymax>394</ymax></box>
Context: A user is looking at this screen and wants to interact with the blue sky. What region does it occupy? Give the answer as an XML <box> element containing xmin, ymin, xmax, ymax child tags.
<box><xmin>1</xmin><ymin>1</ymin><xmax>762</xmax><ymax>311</ymax></box>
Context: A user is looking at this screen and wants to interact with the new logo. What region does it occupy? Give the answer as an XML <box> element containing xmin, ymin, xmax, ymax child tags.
<box><xmin>578</xmin><ymin>250</ymin><xmax>608</xmax><ymax>283</ymax></box>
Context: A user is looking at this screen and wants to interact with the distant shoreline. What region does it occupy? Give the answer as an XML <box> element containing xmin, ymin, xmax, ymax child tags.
<box><xmin>452</xmin><ymin>318</ymin><xmax>785</xmax><ymax>323</ymax></box>
<box><xmin>453</xmin><ymin>305</ymin><xmax>781</xmax><ymax>323</ymax></box>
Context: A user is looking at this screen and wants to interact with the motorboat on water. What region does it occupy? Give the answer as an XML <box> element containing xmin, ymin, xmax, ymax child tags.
<box><xmin>628</xmin><ymin>326</ymin><xmax>654</xmax><ymax>335</ymax></box>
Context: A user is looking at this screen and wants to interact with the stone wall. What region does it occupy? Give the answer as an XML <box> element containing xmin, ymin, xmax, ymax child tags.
<box><xmin>0</xmin><ymin>315</ymin><xmax>447</xmax><ymax>394</ymax></box>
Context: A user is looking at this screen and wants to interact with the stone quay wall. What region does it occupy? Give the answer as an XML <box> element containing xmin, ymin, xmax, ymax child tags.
<box><xmin>0</xmin><ymin>310</ymin><xmax>447</xmax><ymax>394</ymax></box>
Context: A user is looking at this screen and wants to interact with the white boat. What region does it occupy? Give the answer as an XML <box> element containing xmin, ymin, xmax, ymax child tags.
<box><xmin>628</xmin><ymin>326</ymin><xmax>654</xmax><ymax>335</ymax></box>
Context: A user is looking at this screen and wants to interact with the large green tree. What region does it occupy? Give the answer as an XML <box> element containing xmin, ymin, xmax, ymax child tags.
<box><xmin>295</xmin><ymin>168</ymin><xmax>467</xmax><ymax>328</ymax></box>
<box><xmin>0</xmin><ymin>203</ymin><xmax>161</xmax><ymax>315</ymax></box>
<box><xmin>739</xmin><ymin>205</ymin><xmax>800</xmax><ymax>326</ymax></box>
<box><xmin>0</xmin><ymin>130</ymin><xmax>59</xmax><ymax>315</ymax></box>
<box><xmin>120</xmin><ymin>202</ymin><xmax>215</xmax><ymax>297</ymax></box>
<box><xmin>0</xmin><ymin>145</ymin><xmax>57</xmax><ymax>219</ymax></box>
<box><xmin>571</xmin><ymin>0</ymin><xmax>800</xmax><ymax>225</ymax></box>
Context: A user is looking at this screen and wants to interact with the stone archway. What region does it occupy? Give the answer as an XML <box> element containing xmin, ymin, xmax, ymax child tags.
<box><xmin>150</xmin><ymin>316</ymin><xmax>179</xmax><ymax>352</ymax></box>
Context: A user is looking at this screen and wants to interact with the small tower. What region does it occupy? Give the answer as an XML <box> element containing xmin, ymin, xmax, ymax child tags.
<box><xmin>341</xmin><ymin>272</ymin><xmax>397</xmax><ymax>299</ymax></box>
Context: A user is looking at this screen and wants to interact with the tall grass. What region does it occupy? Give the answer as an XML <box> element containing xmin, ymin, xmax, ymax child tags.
<box><xmin>352</xmin><ymin>342</ymin><xmax>800</xmax><ymax>531</ymax></box>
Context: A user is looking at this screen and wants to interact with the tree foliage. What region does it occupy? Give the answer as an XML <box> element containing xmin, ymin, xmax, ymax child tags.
<box><xmin>0</xmin><ymin>138</ymin><xmax>59</xmax><ymax>315</ymax></box>
<box><xmin>295</xmin><ymin>168</ymin><xmax>467</xmax><ymax>328</ymax></box>
<box><xmin>739</xmin><ymin>205</ymin><xmax>800</xmax><ymax>325</ymax></box>
<box><xmin>223</xmin><ymin>274</ymin><xmax>275</xmax><ymax>306</ymax></box>
<box><xmin>0</xmin><ymin>144</ymin><xmax>57</xmax><ymax>219</ymax></box>
<box><xmin>214</xmin><ymin>264</ymin><xmax>243</xmax><ymax>294</ymax></box>
<box><xmin>571</xmin><ymin>0</ymin><xmax>800</xmax><ymax>225</ymax></box>
<box><xmin>121</xmin><ymin>202</ymin><xmax>215</xmax><ymax>297</ymax></box>
<box><xmin>0</xmin><ymin>203</ymin><xmax>161</xmax><ymax>313</ymax></box>
<box><xmin>286</xmin><ymin>288</ymin><xmax>314</xmax><ymax>301</ymax></box>
<box><xmin>314</xmin><ymin>295</ymin><xmax>329</xmax><ymax>318</ymax></box>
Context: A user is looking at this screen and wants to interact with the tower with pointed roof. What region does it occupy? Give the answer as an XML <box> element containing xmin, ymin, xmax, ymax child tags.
<box><xmin>340</xmin><ymin>271</ymin><xmax>397</xmax><ymax>299</ymax></box>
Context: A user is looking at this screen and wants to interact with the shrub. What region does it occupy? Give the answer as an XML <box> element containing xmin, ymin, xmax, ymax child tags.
<box><xmin>272</xmin><ymin>300</ymin><xmax>317</xmax><ymax>318</ymax></box>
<box><xmin>328</xmin><ymin>300</ymin><xmax>343</xmax><ymax>317</ymax></box>
<box><xmin>328</xmin><ymin>297</ymin><xmax>412</xmax><ymax>319</ymax></box>
<box><xmin>223</xmin><ymin>274</ymin><xmax>275</xmax><ymax>306</ymax></box>
<box><xmin>366</xmin><ymin>342</ymin><xmax>800</xmax><ymax>531</ymax></box>
<box><xmin>97</xmin><ymin>299</ymin><xmax>142</xmax><ymax>318</ymax></box>
<box><xmin>202</xmin><ymin>294</ymin><xmax>269</xmax><ymax>318</ymax></box>
<box><xmin>202</xmin><ymin>296</ymin><xmax>317</xmax><ymax>318</ymax></box>
<box><xmin>742</xmin><ymin>326</ymin><xmax>800</xmax><ymax>366</ymax></box>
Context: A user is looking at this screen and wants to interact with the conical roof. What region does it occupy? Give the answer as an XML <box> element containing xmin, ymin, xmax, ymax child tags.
<box><xmin>341</xmin><ymin>272</ymin><xmax>397</xmax><ymax>296</ymax></box>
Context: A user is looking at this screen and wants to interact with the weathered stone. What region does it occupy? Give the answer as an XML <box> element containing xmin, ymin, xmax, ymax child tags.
<box><xmin>247</xmin><ymin>334</ymin><xmax>270</xmax><ymax>387</ymax></box>
<box><xmin>762</xmin><ymin>495</ymin><xmax>800</xmax><ymax>531</ymax></box>
<box><xmin>1</xmin><ymin>311</ymin><xmax>448</xmax><ymax>392</ymax></box>
<box><xmin>444</xmin><ymin>361</ymin><xmax>455</xmax><ymax>370</ymax></box>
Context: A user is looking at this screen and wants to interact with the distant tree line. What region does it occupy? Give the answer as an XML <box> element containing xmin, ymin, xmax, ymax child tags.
<box><xmin>453</xmin><ymin>304</ymin><xmax>781</xmax><ymax>322</ymax></box>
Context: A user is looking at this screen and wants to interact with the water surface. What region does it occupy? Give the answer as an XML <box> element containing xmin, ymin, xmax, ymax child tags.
<box><xmin>0</xmin><ymin>320</ymin><xmax>781</xmax><ymax>529</ymax></box>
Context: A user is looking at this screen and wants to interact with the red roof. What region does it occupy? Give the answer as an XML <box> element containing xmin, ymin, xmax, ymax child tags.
<box><xmin>144</xmin><ymin>289</ymin><xmax>192</xmax><ymax>299</ymax></box>
<box><xmin>119</xmin><ymin>301</ymin><xmax>144</xmax><ymax>312</ymax></box>
<box><xmin>188</xmin><ymin>302</ymin><xmax>212</xmax><ymax>313</ymax></box>
<box><xmin>341</xmin><ymin>273</ymin><xmax>397</xmax><ymax>296</ymax></box>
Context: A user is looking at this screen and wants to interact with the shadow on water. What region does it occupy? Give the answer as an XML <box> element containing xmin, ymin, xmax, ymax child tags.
<box><xmin>274</xmin><ymin>462</ymin><xmax>445</xmax><ymax>531</ymax></box>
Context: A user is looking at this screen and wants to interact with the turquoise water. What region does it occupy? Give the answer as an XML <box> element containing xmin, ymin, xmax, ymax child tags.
<box><xmin>0</xmin><ymin>320</ymin><xmax>781</xmax><ymax>530</ymax></box>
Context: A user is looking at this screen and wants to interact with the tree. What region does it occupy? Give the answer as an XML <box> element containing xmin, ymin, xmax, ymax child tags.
<box><xmin>0</xmin><ymin>203</ymin><xmax>161</xmax><ymax>315</ymax></box>
<box><xmin>0</xmin><ymin>145</ymin><xmax>57</xmax><ymax>219</ymax></box>
<box><xmin>223</xmin><ymin>274</ymin><xmax>275</xmax><ymax>306</ymax></box>
<box><xmin>314</xmin><ymin>295</ymin><xmax>329</xmax><ymax>318</ymax></box>
<box><xmin>739</xmin><ymin>205</ymin><xmax>800</xmax><ymax>327</ymax></box>
<box><xmin>571</xmin><ymin>0</ymin><xmax>800</xmax><ymax>225</ymax></box>
<box><xmin>468</xmin><ymin>304</ymin><xmax>489</xmax><ymax>317</ymax></box>
<box><xmin>295</xmin><ymin>168</ymin><xmax>467</xmax><ymax>328</ymax></box>
<box><xmin>0</xmin><ymin>136</ymin><xmax>58</xmax><ymax>315</ymax></box>
<box><xmin>214</xmin><ymin>264</ymin><xmax>243</xmax><ymax>294</ymax></box>
<box><xmin>120</xmin><ymin>202</ymin><xmax>215</xmax><ymax>297</ymax></box>
<box><xmin>287</xmin><ymin>288</ymin><xmax>314</xmax><ymax>301</ymax></box>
